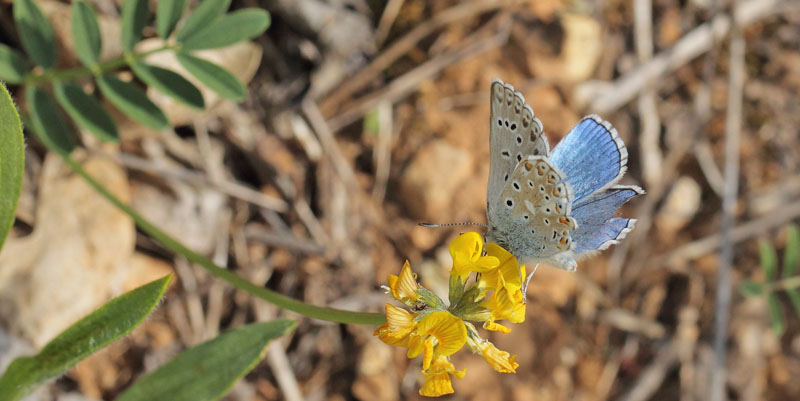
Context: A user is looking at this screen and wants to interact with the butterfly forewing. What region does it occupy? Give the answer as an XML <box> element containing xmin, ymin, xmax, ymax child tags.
<box><xmin>487</xmin><ymin>79</ymin><xmax>549</xmax><ymax>222</ymax></box>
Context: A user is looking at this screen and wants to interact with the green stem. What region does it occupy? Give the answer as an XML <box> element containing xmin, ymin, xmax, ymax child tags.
<box><xmin>57</xmin><ymin>152</ymin><xmax>385</xmax><ymax>326</ymax></box>
<box><xmin>22</xmin><ymin>45</ymin><xmax>176</xmax><ymax>85</ymax></box>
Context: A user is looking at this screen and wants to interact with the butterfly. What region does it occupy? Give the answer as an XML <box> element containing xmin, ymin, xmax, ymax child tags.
<box><xmin>484</xmin><ymin>78</ymin><xmax>643</xmax><ymax>290</ymax></box>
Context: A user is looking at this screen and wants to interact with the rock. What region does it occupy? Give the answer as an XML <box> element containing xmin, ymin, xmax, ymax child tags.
<box><xmin>0</xmin><ymin>154</ymin><xmax>135</xmax><ymax>348</ymax></box>
<box><xmin>399</xmin><ymin>139</ymin><xmax>473</xmax><ymax>221</ymax></box>
<box><xmin>527</xmin><ymin>13</ymin><xmax>603</xmax><ymax>83</ymax></box>
<box><xmin>656</xmin><ymin>176</ymin><xmax>702</xmax><ymax>239</ymax></box>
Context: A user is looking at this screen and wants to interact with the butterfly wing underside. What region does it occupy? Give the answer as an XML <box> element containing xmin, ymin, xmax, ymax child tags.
<box><xmin>488</xmin><ymin>156</ymin><xmax>577</xmax><ymax>266</ymax></box>
<box><xmin>487</xmin><ymin>79</ymin><xmax>550</xmax><ymax>223</ymax></box>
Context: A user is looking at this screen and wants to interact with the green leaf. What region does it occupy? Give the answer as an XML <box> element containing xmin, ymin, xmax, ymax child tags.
<box><xmin>759</xmin><ymin>239</ymin><xmax>778</xmax><ymax>282</ymax></box>
<box><xmin>0</xmin><ymin>275</ymin><xmax>171</xmax><ymax>401</ymax></box>
<box><xmin>71</xmin><ymin>1</ymin><xmax>102</xmax><ymax>67</ymax></box>
<box><xmin>363</xmin><ymin>109</ymin><xmax>380</xmax><ymax>136</ymax></box>
<box><xmin>96</xmin><ymin>74</ymin><xmax>168</xmax><ymax>130</ymax></box>
<box><xmin>738</xmin><ymin>280</ymin><xmax>764</xmax><ymax>297</ymax></box>
<box><xmin>156</xmin><ymin>0</ymin><xmax>187</xmax><ymax>39</ymax></box>
<box><xmin>121</xmin><ymin>0</ymin><xmax>149</xmax><ymax>51</ymax></box>
<box><xmin>175</xmin><ymin>0</ymin><xmax>231</xmax><ymax>42</ymax></box>
<box><xmin>767</xmin><ymin>292</ymin><xmax>785</xmax><ymax>336</ymax></box>
<box><xmin>26</xmin><ymin>86</ymin><xmax>75</xmax><ymax>154</ymax></box>
<box><xmin>131</xmin><ymin>62</ymin><xmax>204</xmax><ymax>109</ymax></box>
<box><xmin>180</xmin><ymin>9</ymin><xmax>270</xmax><ymax>51</ymax></box>
<box><xmin>175</xmin><ymin>52</ymin><xmax>245</xmax><ymax>101</ymax></box>
<box><xmin>117</xmin><ymin>320</ymin><xmax>296</xmax><ymax>401</ymax></box>
<box><xmin>12</xmin><ymin>0</ymin><xmax>56</xmax><ymax>68</ymax></box>
<box><xmin>0</xmin><ymin>44</ymin><xmax>30</xmax><ymax>83</ymax></box>
<box><xmin>0</xmin><ymin>83</ymin><xmax>25</xmax><ymax>251</ymax></box>
<box><xmin>53</xmin><ymin>82</ymin><xmax>118</xmax><ymax>143</ymax></box>
<box><xmin>783</xmin><ymin>224</ymin><xmax>799</xmax><ymax>278</ymax></box>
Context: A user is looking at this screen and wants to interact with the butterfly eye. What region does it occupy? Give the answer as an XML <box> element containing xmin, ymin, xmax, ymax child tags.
<box><xmin>505</xmin><ymin>199</ymin><xmax>513</xmax><ymax>207</ymax></box>
<box><xmin>505</xmin><ymin>120</ymin><xmax>509</xmax><ymax>127</ymax></box>
<box><xmin>528</xmin><ymin>180</ymin><xmax>534</xmax><ymax>188</ymax></box>
<box><xmin>552</xmin><ymin>230</ymin><xmax>558</xmax><ymax>240</ymax></box>
<box><xmin>497</xmin><ymin>119</ymin><xmax>502</xmax><ymax>127</ymax></box>
<box><xmin>545</xmin><ymin>195</ymin><xmax>550</xmax><ymax>201</ymax></box>
<box><xmin>512</xmin><ymin>181</ymin><xmax>520</xmax><ymax>191</ymax></box>
<box><xmin>543</xmin><ymin>218</ymin><xmax>550</xmax><ymax>225</ymax></box>
<box><xmin>516</xmin><ymin>154</ymin><xmax>522</xmax><ymax>162</ymax></box>
<box><xmin>511</xmin><ymin>123</ymin><xmax>517</xmax><ymax>130</ymax></box>
<box><xmin>523</xmin><ymin>215</ymin><xmax>529</xmax><ymax>220</ymax></box>
<box><xmin>501</xmin><ymin>150</ymin><xmax>511</xmax><ymax>158</ymax></box>
<box><xmin>504</xmin><ymin>173</ymin><xmax>509</xmax><ymax>181</ymax></box>
<box><xmin>516</xmin><ymin>136</ymin><xmax>522</xmax><ymax>144</ymax></box>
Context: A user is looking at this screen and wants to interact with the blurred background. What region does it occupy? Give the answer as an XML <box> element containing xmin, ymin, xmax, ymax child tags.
<box><xmin>1</xmin><ymin>0</ymin><xmax>800</xmax><ymax>400</ymax></box>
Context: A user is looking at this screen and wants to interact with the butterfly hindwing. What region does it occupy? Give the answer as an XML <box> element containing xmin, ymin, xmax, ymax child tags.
<box><xmin>487</xmin><ymin>156</ymin><xmax>577</xmax><ymax>264</ymax></box>
<box><xmin>571</xmin><ymin>185</ymin><xmax>643</xmax><ymax>254</ymax></box>
<box><xmin>550</xmin><ymin>115</ymin><xmax>628</xmax><ymax>201</ymax></box>
<box><xmin>487</xmin><ymin>79</ymin><xmax>549</xmax><ymax>222</ymax></box>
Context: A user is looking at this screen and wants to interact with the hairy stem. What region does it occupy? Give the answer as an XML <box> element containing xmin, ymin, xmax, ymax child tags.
<box><xmin>54</xmin><ymin>150</ymin><xmax>385</xmax><ymax>326</ymax></box>
<box><xmin>23</xmin><ymin>45</ymin><xmax>177</xmax><ymax>85</ymax></box>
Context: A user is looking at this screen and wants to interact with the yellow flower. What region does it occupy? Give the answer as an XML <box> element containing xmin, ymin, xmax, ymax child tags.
<box><xmin>374</xmin><ymin>304</ymin><xmax>417</xmax><ymax>346</ymax></box>
<box><xmin>419</xmin><ymin>355</ymin><xmax>466</xmax><ymax>397</ymax></box>
<box><xmin>387</xmin><ymin>260</ymin><xmax>420</xmax><ymax>305</ymax></box>
<box><xmin>481</xmin><ymin>282</ymin><xmax>526</xmax><ymax>325</ymax></box>
<box><xmin>472</xmin><ymin>340</ymin><xmax>519</xmax><ymax>373</ymax></box>
<box><xmin>449</xmin><ymin>232</ymin><xmax>499</xmax><ymax>280</ymax></box>
<box><xmin>375</xmin><ymin>235</ymin><xmax>529</xmax><ymax>397</ymax></box>
<box><xmin>481</xmin><ymin>243</ymin><xmax>525</xmax><ymax>293</ymax></box>
<box><xmin>475</xmin><ymin>243</ymin><xmax>527</xmax><ymax>326</ymax></box>
<box><xmin>408</xmin><ymin>311</ymin><xmax>467</xmax><ymax>359</ymax></box>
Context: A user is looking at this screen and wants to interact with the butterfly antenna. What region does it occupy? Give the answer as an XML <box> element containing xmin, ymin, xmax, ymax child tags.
<box><xmin>418</xmin><ymin>222</ymin><xmax>489</xmax><ymax>228</ymax></box>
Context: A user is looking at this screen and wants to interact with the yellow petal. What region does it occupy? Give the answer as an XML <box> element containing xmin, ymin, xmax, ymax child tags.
<box><xmin>420</xmin><ymin>356</ymin><xmax>464</xmax><ymax>397</ymax></box>
<box><xmin>485</xmin><ymin>243</ymin><xmax>523</xmax><ymax>292</ymax></box>
<box><xmin>422</xmin><ymin>338</ymin><xmax>434</xmax><ymax>370</ymax></box>
<box><xmin>385</xmin><ymin>304</ymin><xmax>416</xmax><ymax>330</ymax></box>
<box><xmin>479</xmin><ymin>342</ymin><xmax>519</xmax><ymax>373</ymax></box>
<box><xmin>416</xmin><ymin>311</ymin><xmax>467</xmax><ymax>356</ymax></box>
<box><xmin>390</xmin><ymin>261</ymin><xmax>420</xmax><ymax>303</ymax></box>
<box><xmin>375</xmin><ymin>304</ymin><xmax>417</xmax><ymax>346</ymax></box>
<box><xmin>419</xmin><ymin>372</ymin><xmax>454</xmax><ymax>397</ymax></box>
<box><xmin>408</xmin><ymin>334</ymin><xmax>424</xmax><ymax>358</ymax></box>
<box><xmin>509</xmin><ymin>294</ymin><xmax>526</xmax><ymax>323</ymax></box>
<box><xmin>483</xmin><ymin>320</ymin><xmax>511</xmax><ymax>333</ymax></box>
<box><xmin>450</xmin><ymin>232</ymin><xmax>499</xmax><ymax>280</ymax></box>
<box><xmin>374</xmin><ymin>323</ymin><xmax>408</xmax><ymax>346</ymax></box>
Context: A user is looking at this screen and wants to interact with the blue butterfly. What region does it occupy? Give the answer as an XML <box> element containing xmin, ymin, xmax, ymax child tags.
<box><xmin>484</xmin><ymin>78</ymin><xmax>643</xmax><ymax>286</ymax></box>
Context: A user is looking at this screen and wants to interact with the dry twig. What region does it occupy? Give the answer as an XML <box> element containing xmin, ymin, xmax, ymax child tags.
<box><xmin>319</xmin><ymin>0</ymin><xmax>509</xmax><ymax>115</ymax></box>
<box><xmin>710</xmin><ymin>19</ymin><xmax>745</xmax><ymax>401</ymax></box>
<box><xmin>327</xmin><ymin>14</ymin><xmax>511</xmax><ymax>131</ymax></box>
<box><xmin>577</xmin><ymin>0</ymin><xmax>781</xmax><ymax>114</ymax></box>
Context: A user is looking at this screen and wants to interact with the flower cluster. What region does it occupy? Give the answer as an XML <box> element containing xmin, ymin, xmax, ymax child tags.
<box><xmin>374</xmin><ymin>232</ymin><xmax>526</xmax><ymax>397</ymax></box>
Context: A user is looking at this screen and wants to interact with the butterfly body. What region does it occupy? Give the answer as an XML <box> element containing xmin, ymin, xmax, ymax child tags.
<box><xmin>485</xmin><ymin>78</ymin><xmax>642</xmax><ymax>276</ymax></box>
